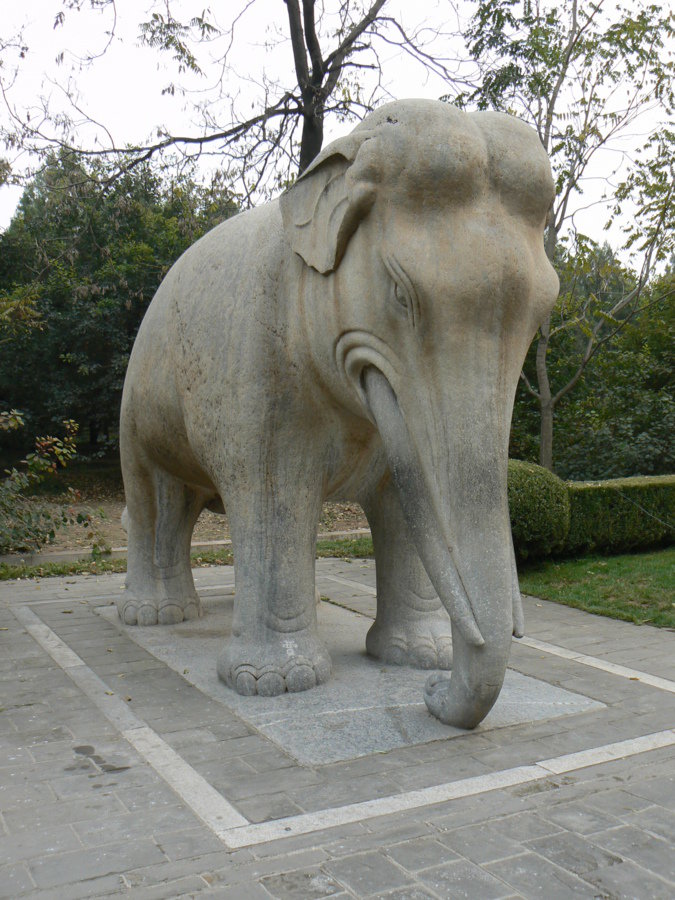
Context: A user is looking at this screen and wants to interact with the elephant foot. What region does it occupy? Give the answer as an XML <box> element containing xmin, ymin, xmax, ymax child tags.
<box><xmin>117</xmin><ymin>588</ymin><xmax>201</xmax><ymax>626</ymax></box>
<box><xmin>218</xmin><ymin>630</ymin><xmax>331</xmax><ymax>696</ymax></box>
<box><xmin>366</xmin><ymin>612</ymin><xmax>453</xmax><ymax>669</ymax></box>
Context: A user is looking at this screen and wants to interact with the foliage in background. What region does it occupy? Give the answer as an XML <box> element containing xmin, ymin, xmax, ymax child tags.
<box><xmin>507</xmin><ymin>460</ymin><xmax>570</xmax><ymax>560</ymax></box>
<box><xmin>510</xmin><ymin>247</ymin><xmax>674</xmax><ymax>479</ymax></box>
<box><xmin>450</xmin><ymin>0</ymin><xmax>674</xmax><ymax>471</ymax></box>
<box><xmin>0</xmin><ymin>411</ymin><xmax>88</xmax><ymax>553</ymax></box>
<box><xmin>566</xmin><ymin>475</ymin><xmax>675</xmax><ymax>557</ymax></box>
<box><xmin>0</xmin><ymin>152</ymin><xmax>237</xmax><ymax>446</ymax></box>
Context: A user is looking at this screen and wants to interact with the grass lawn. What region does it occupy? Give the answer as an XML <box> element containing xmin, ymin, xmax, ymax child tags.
<box><xmin>2</xmin><ymin>539</ymin><xmax>672</xmax><ymax>629</ymax></box>
<box><xmin>519</xmin><ymin>546</ymin><xmax>675</xmax><ymax>628</ymax></box>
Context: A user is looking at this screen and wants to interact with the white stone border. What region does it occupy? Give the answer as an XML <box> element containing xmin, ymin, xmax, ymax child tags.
<box><xmin>12</xmin><ymin>601</ymin><xmax>675</xmax><ymax>851</ymax></box>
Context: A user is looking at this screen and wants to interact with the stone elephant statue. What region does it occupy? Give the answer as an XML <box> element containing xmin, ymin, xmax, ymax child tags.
<box><xmin>119</xmin><ymin>99</ymin><xmax>558</xmax><ymax>729</ymax></box>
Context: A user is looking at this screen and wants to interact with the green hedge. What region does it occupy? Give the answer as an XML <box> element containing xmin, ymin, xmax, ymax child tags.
<box><xmin>508</xmin><ymin>460</ymin><xmax>570</xmax><ymax>560</ymax></box>
<box><xmin>565</xmin><ymin>475</ymin><xmax>675</xmax><ymax>556</ymax></box>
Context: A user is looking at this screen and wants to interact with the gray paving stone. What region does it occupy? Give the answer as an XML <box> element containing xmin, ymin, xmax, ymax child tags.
<box><xmin>486</xmin><ymin>811</ymin><xmax>564</xmax><ymax>843</ymax></box>
<box><xmin>417</xmin><ymin>859</ymin><xmax>514</xmax><ymax>899</ymax></box>
<box><xmin>311</xmin><ymin>823</ymin><xmax>430</xmax><ymax>862</ymax></box>
<box><xmin>439</xmin><ymin>822</ymin><xmax>523</xmax><ymax>865</ymax></box>
<box><xmin>3</xmin><ymin>560</ymin><xmax>675</xmax><ymax>897</ymax></box>
<box><xmin>224</xmin><ymin>766</ymin><xmax>324</xmax><ymax>802</ymax></box>
<box><xmin>250</xmin><ymin>823</ymin><xmax>369</xmax><ymax>859</ymax></box>
<box><xmin>371</xmin><ymin>888</ymin><xmax>438</xmax><ymax>900</ymax></box>
<box><xmin>323</xmin><ymin>851</ymin><xmax>413</xmax><ymax>895</ymax></box>
<box><xmin>207</xmin><ymin>849</ymin><xmax>331</xmax><ymax>889</ymax></box>
<box><xmin>114</xmin><ymin>780</ymin><xmax>191</xmax><ymax>812</ymax></box>
<box><xmin>179</xmin><ymin>734</ymin><xmax>269</xmax><ymax>765</ymax></box>
<box><xmin>622</xmin><ymin>804</ymin><xmax>675</xmax><ymax>843</ymax></box>
<box><xmin>485</xmin><ymin>852</ymin><xmax>595</xmax><ymax>898</ymax></box>
<box><xmin>290</xmin><ymin>774</ymin><xmax>403</xmax><ymax>812</ymax></box>
<box><xmin>120</xmin><ymin>874</ymin><xmax>211</xmax><ymax>899</ymax></box>
<box><xmin>625</xmin><ymin>775</ymin><xmax>675</xmax><ymax>810</ymax></box>
<box><xmin>0</xmin><ymin>823</ymin><xmax>82</xmax><ymax>862</ymax></box>
<box><xmin>0</xmin><ymin>863</ymin><xmax>35</xmax><ymax>898</ymax></box>
<box><xmin>384</xmin><ymin>836</ymin><xmax>457</xmax><ymax>872</ymax></box>
<box><xmin>21</xmin><ymin>873</ymin><xmax>126</xmax><ymax>899</ymax></box>
<box><xmin>246</xmin><ymin>749</ymin><xmax>299</xmax><ymax>773</ymax></box>
<box><xmin>235</xmin><ymin>790</ymin><xmax>305</xmax><ymax>824</ymax></box>
<box><xmin>526</xmin><ymin>830</ymin><xmax>623</xmax><ymax>876</ymax></box>
<box><xmin>259</xmin><ymin>866</ymin><xmax>344</xmax><ymax>898</ymax></box>
<box><xmin>583</xmin><ymin>859</ymin><xmax>675</xmax><ymax>900</ymax></box>
<box><xmin>123</xmin><ymin>849</ymin><xmax>255</xmax><ymax>890</ymax></box>
<box><xmin>2</xmin><ymin>791</ymin><xmax>126</xmax><ymax>834</ymax></box>
<box><xmin>28</xmin><ymin>839</ymin><xmax>167</xmax><ymax>889</ymax></box>
<box><xmin>154</xmin><ymin>826</ymin><xmax>227</xmax><ymax>860</ymax></box>
<box><xmin>590</xmin><ymin>825</ymin><xmax>675</xmax><ymax>882</ymax></box>
<box><xmin>200</xmin><ymin>882</ymin><xmax>273</xmax><ymax>899</ymax></box>
<box><xmin>585</xmin><ymin>788</ymin><xmax>672</xmax><ymax>818</ymax></box>
<box><xmin>536</xmin><ymin>800</ymin><xmax>622</xmax><ymax>835</ymax></box>
<box><xmin>72</xmin><ymin>805</ymin><xmax>199</xmax><ymax>846</ymax></box>
<box><xmin>429</xmin><ymin>792</ymin><xmax>529</xmax><ymax>832</ymax></box>
<box><xmin>0</xmin><ymin>778</ymin><xmax>57</xmax><ymax>809</ymax></box>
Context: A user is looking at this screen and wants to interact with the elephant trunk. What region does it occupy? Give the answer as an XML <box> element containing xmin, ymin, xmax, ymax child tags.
<box><xmin>363</xmin><ymin>367</ymin><xmax>515</xmax><ymax>729</ymax></box>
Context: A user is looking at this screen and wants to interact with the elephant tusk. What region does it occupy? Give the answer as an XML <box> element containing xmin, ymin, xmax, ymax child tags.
<box><xmin>362</xmin><ymin>367</ymin><xmax>484</xmax><ymax>648</ymax></box>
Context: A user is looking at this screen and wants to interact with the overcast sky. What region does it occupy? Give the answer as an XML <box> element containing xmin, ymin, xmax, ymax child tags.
<box><xmin>0</xmin><ymin>0</ymin><xmax>666</xmax><ymax>257</ymax></box>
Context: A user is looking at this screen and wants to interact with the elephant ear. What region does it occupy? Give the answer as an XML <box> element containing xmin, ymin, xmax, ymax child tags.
<box><xmin>280</xmin><ymin>133</ymin><xmax>376</xmax><ymax>274</ymax></box>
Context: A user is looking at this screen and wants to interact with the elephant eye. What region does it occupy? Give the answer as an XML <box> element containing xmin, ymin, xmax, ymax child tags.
<box><xmin>393</xmin><ymin>281</ymin><xmax>408</xmax><ymax>309</ymax></box>
<box><xmin>384</xmin><ymin>254</ymin><xmax>419</xmax><ymax>328</ymax></box>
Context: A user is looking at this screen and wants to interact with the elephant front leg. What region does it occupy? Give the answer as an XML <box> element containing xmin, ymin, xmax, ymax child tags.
<box><xmin>217</xmin><ymin>477</ymin><xmax>331</xmax><ymax>696</ymax></box>
<box><xmin>363</xmin><ymin>476</ymin><xmax>453</xmax><ymax>670</ymax></box>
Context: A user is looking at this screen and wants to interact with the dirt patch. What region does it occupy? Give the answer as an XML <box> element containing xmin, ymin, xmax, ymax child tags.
<box><xmin>44</xmin><ymin>498</ymin><xmax>369</xmax><ymax>552</ymax></box>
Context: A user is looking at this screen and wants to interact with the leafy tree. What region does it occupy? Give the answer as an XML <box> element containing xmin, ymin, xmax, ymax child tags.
<box><xmin>0</xmin><ymin>279</ymin><xmax>85</xmax><ymax>553</ymax></box>
<box><xmin>0</xmin><ymin>411</ymin><xmax>84</xmax><ymax>554</ymax></box>
<box><xmin>2</xmin><ymin>1</ymin><xmax>457</xmax><ymax>200</ymax></box>
<box><xmin>0</xmin><ymin>151</ymin><xmax>237</xmax><ymax>444</ymax></box>
<box><xmin>449</xmin><ymin>0</ymin><xmax>674</xmax><ymax>470</ymax></box>
<box><xmin>510</xmin><ymin>244</ymin><xmax>674</xmax><ymax>479</ymax></box>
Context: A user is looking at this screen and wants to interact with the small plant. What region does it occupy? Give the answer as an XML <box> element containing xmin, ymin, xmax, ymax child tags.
<box><xmin>0</xmin><ymin>412</ymin><xmax>90</xmax><ymax>554</ymax></box>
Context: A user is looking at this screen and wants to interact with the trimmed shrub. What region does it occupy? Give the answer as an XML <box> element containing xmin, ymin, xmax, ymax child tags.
<box><xmin>566</xmin><ymin>475</ymin><xmax>675</xmax><ymax>556</ymax></box>
<box><xmin>508</xmin><ymin>460</ymin><xmax>570</xmax><ymax>560</ymax></box>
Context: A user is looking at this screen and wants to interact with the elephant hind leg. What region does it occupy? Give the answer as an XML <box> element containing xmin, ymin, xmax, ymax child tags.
<box><xmin>120</xmin><ymin>452</ymin><xmax>207</xmax><ymax>626</ymax></box>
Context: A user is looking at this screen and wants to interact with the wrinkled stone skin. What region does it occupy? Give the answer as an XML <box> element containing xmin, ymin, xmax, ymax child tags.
<box><xmin>119</xmin><ymin>100</ymin><xmax>558</xmax><ymax>728</ymax></box>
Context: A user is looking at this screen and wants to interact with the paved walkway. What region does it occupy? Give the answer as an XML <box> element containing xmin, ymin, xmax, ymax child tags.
<box><xmin>1</xmin><ymin>560</ymin><xmax>674</xmax><ymax>898</ymax></box>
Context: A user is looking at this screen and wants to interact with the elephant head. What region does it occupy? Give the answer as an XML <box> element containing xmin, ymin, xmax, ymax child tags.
<box><xmin>280</xmin><ymin>100</ymin><xmax>558</xmax><ymax>728</ymax></box>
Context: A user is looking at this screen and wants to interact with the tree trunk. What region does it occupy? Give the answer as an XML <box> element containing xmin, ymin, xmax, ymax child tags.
<box><xmin>535</xmin><ymin>222</ymin><xmax>559</xmax><ymax>471</ymax></box>
<box><xmin>539</xmin><ymin>399</ymin><xmax>554</xmax><ymax>471</ymax></box>
<box><xmin>535</xmin><ymin>314</ymin><xmax>555</xmax><ymax>471</ymax></box>
<box><xmin>298</xmin><ymin>100</ymin><xmax>324</xmax><ymax>173</ymax></box>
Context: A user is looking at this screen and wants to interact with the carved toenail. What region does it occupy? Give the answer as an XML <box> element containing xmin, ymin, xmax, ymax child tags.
<box><xmin>257</xmin><ymin>672</ymin><xmax>285</xmax><ymax>696</ymax></box>
<box><xmin>159</xmin><ymin>604</ymin><xmax>183</xmax><ymax>625</ymax></box>
<box><xmin>235</xmin><ymin>671</ymin><xmax>257</xmax><ymax>695</ymax></box>
<box><xmin>286</xmin><ymin>665</ymin><xmax>316</xmax><ymax>692</ymax></box>
<box><xmin>137</xmin><ymin>605</ymin><xmax>158</xmax><ymax>626</ymax></box>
